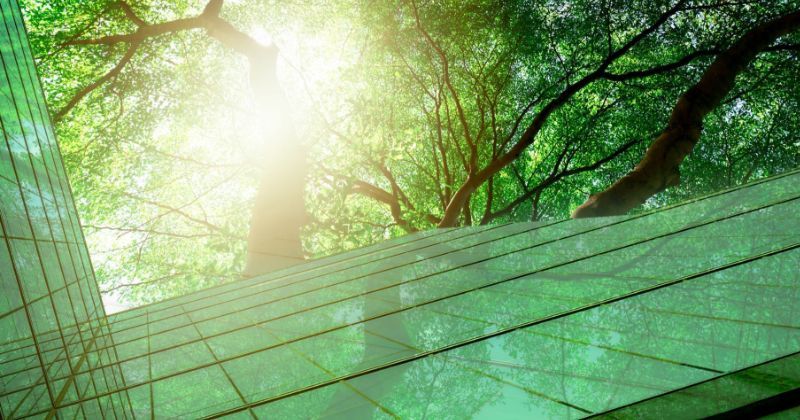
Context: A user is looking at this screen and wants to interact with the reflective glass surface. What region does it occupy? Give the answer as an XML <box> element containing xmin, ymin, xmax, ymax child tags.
<box><xmin>1</xmin><ymin>0</ymin><xmax>799</xmax><ymax>417</ymax></box>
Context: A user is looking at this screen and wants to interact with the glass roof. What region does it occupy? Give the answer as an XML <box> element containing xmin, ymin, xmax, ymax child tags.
<box><xmin>1</xmin><ymin>0</ymin><xmax>799</xmax><ymax>416</ymax></box>
<box><xmin>5</xmin><ymin>165</ymin><xmax>796</xmax><ymax>418</ymax></box>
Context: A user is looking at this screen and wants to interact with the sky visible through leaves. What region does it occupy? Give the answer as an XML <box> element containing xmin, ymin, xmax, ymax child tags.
<box><xmin>19</xmin><ymin>0</ymin><xmax>800</xmax><ymax>311</ymax></box>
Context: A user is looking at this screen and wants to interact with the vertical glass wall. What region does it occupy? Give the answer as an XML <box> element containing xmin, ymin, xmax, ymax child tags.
<box><xmin>0</xmin><ymin>0</ymin><xmax>131</xmax><ymax>417</ymax></box>
<box><xmin>0</xmin><ymin>0</ymin><xmax>798</xmax><ymax>417</ymax></box>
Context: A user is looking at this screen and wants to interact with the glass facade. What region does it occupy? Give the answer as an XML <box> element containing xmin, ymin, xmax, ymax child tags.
<box><xmin>1</xmin><ymin>0</ymin><xmax>799</xmax><ymax>417</ymax></box>
<box><xmin>0</xmin><ymin>0</ymin><xmax>132</xmax><ymax>417</ymax></box>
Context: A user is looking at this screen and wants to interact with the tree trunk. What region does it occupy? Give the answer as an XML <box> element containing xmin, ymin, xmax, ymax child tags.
<box><xmin>572</xmin><ymin>10</ymin><xmax>800</xmax><ymax>218</ymax></box>
<box><xmin>242</xmin><ymin>48</ymin><xmax>308</xmax><ymax>276</ymax></box>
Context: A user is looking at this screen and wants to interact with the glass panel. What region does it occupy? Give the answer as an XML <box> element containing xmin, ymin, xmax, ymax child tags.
<box><xmin>151</xmin><ymin>366</ymin><xmax>242</xmax><ymax>417</ymax></box>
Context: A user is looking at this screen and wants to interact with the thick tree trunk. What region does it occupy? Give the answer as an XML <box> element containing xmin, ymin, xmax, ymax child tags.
<box><xmin>572</xmin><ymin>10</ymin><xmax>800</xmax><ymax>218</ymax></box>
<box><xmin>241</xmin><ymin>47</ymin><xmax>308</xmax><ymax>276</ymax></box>
<box><xmin>56</xmin><ymin>0</ymin><xmax>309</xmax><ymax>275</ymax></box>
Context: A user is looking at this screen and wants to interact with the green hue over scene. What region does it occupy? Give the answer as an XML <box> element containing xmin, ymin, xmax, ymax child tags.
<box><xmin>1</xmin><ymin>0</ymin><xmax>800</xmax><ymax>418</ymax></box>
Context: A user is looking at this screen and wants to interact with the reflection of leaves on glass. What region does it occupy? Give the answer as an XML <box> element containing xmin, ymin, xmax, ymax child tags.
<box><xmin>4</xmin><ymin>0</ymin><xmax>800</xmax><ymax>416</ymax></box>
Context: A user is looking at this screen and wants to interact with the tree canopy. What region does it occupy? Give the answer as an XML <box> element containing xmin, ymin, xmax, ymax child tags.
<box><xmin>21</xmin><ymin>0</ymin><xmax>800</xmax><ymax>309</ymax></box>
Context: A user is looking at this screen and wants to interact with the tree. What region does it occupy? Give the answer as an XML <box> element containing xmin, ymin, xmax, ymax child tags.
<box><xmin>574</xmin><ymin>9</ymin><xmax>800</xmax><ymax>216</ymax></box>
<box><xmin>23</xmin><ymin>0</ymin><xmax>800</xmax><ymax>306</ymax></box>
<box><xmin>45</xmin><ymin>0</ymin><xmax>308</xmax><ymax>276</ymax></box>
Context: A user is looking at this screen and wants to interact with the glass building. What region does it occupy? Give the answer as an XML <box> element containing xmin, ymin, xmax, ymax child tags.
<box><xmin>1</xmin><ymin>0</ymin><xmax>799</xmax><ymax>417</ymax></box>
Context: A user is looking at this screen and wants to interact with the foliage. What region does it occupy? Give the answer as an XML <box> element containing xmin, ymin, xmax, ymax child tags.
<box><xmin>20</xmin><ymin>0</ymin><xmax>800</xmax><ymax>308</ymax></box>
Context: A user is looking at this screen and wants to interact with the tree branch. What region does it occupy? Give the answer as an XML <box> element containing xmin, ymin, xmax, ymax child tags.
<box><xmin>437</xmin><ymin>0</ymin><xmax>687</xmax><ymax>227</ymax></box>
<box><xmin>573</xmin><ymin>10</ymin><xmax>800</xmax><ymax>217</ymax></box>
<box><xmin>482</xmin><ymin>137</ymin><xmax>642</xmax><ymax>224</ymax></box>
<box><xmin>601</xmin><ymin>49</ymin><xmax>720</xmax><ymax>81</ymax></box>
<box><xmin>350</xmin><ymin>180</ymin><xmax>418</xmax><ymax>232</ymax></box>
<box><xmin>56</xmin><ymin>0</ymin><xmax>276</xmax><ymax>122</ymax></box>
<box><xmin>54</xmin><ymin>40</ymin><xmax>140</xmax><ymax>122</ymax></box>
<box><xmin>116</xmin><ymin>1</ymin><xmax>147</xmax><ymax>27</ymax></box>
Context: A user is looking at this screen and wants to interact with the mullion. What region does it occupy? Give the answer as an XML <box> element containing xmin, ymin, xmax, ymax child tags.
<box><xmin>0</xmin><ymin>3</ymin><xmax>104</xmax><ymax>416</ymax></box>
<box><xmin>7</xmin><ymin>0</ymin><xmax>105</xmax><ymax>322</ymax></box>
<box><xmin>6</xmin><ymin>375</ymin><xmax>49</xmax><ymax>418</ymax></box>
<box><xmin>0</xmin><ymin>278</ymin><xmax>104</xmax><ymax>383</ymax></box>
<box><xmin>147</xmin><ymin>312</ymin><xmax>153</xmax><ymax>420</ymax></box>
<box><xmin>0</xmin><ymin>339</ymin><xmax>73</xmax><ymax>395</ymax></box>
<box><xmin>95</xmin><ymin>167</ymin><xmax>800</xmax><ymax>348</ymax></box>
<box><xmin>261</xmin><ymin>328</ymin><xmax>399</xmax><ymax>418</ymax></box>
<box><xmin>6</xmin><ymin>15</ymin><xmax>110</xmax><ymax>398</ymax></box>
<box><xmin>428</xmin><ymin>306</ymin><xmax>723</xmax><ymax>373</ymax></box>
<box><xmin>33</xmin><ymin>194</ymin><xmax>800</xmax><ymax>388</ymax></box>
<box><xmin>46</xmin><ymin>322</ymin><xmax>105</xmax><ymax>417</ymax></box>
<box><xmin>109</xmin><ymin>226</ymin><xmax>457</xmax><ymax>323</ymax></box>
<box><xmin>6</xmin><ymin>2</ymin><xmax>119</xmax><ymax>406</ymax></box>
<box><xmin>101</xmin><ymin>165</ymin><xmax>798</xmax><ymax>340</ymax></box>
<box><xmin>539</xmin><ymin>316</ymin><xmax>762</xmax><ymax>358</ymax></box>
<box><xmin>204</xmin><ymin>242</ymin><xmax>800</xmax><ymax>418</ymax></box>
<box><xmin>177</xmin><ymin>225</ymin><xmax>506</xmax><ymax>313</ymax></box>
<box><xmin>70</xmin><ymin>187</ymin><xmax>800</xmax><ymax>369</ymax></box>
<box><xmin>23</xmin><ymin>198</ymin><xmax>797</xmax><ymax>414</ymax></box>
<box><xmin>0</xmin><ymin>301</ymin><xmax>105</xmax><ymax>365</ymax></box>
<box><xmin>589</xmin><ymin>349</ymin><xmax>800</xmax><ymax>418</ymax></box>
<box><xmin>0</xmin><ymin>24</ymin><xmax>59</xmax><ymax>413</ymax></box>
<box><xmin>185</xmin><ymin>306</ymin><xmax>257</xmax><ymax>420</ymax></box>
<box><xmin>54</xmin><ymin>223</ymin><xmax>538</xmax><ymax>360</ymax></box>
<box><xmin>140</xmin><ymin>155</ymin><xmax>799</xmax><ymax>324</ymax></box>
<box><xmin>366</xmin><ymin>328</ymin><xmax>596</xmax><ymax>416</ymax></box>
<box><xmin>48</xmin><ymin>218</ymin><xmax>583</xmax><ymax>367</ymax></box>
<box><xmin>109</xmin><ymin>224</ymin><xmax>502</xmax><ymax>329</ymax></box>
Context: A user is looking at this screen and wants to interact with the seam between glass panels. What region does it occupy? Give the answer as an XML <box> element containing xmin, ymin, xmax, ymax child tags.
<box><xmin>633</xmin><ymin>306</ymin><xmax>800</xmax><ymax>330</ymax></box>
<box><xmin>410</xmin><ymin>303</ymin><xmax>726</xmax><ymax>374</ymax></box>
<box><xmin>4</xmin><ymin>4</ymin><xmax>136</xmax><ymax>404</ymax></box>
<box><xmin>0</xmin><ymin>33</ymin><xmax>61</xmax><ymax>417</ymax></box>
<box><xmin>342</xmin><ymin>384</ymin><xmax>401</xmax><ymax>419</ymax></box>
<box><xmin>366</xmin><ymin>298</ymin><xmax>726</xmax><ymax>401</ymax></box>
<box><xmin>100</xmin><ymin>226</ymin><xmax>463</xmax><ymax>326</ymax></box>
<box><xmin>23</xmin><ymin>194</ymin><xmax>800</xmax><ymax>390</ymax></box>
<box><xmin>585</xmin><ymin>349</ymin><xmax>800</xmax><ymax>419</ymax></box>
<box><xmin>47</xmin><ymin>223</ymin><xmax>548</xmax><ymax>358</ymax></box>
<box><xmin>82</xmin><ymin>168</ymin><xmax>800</xmax><ymax>349</ymax></box>
<box><xmin>108</xmin><ymin>227</ymin><xmax>465</xmax><ymax>321</ymax></box>
<box><xmin>262</xmin><ymin>328</ymin><xmax>399</xmax><ymax>419</ymax></box>
<box><xmin>1</xmin><ymin>338</ymin><xmax>77</xmax><ymax>396</ymax></box>
<box><xmin>21</xmin><ymin>197</ymin><xmax>798</xmax><ymax>416</ymax></box>
<box><xmin>107</xmin><ymin>224</ymin><xmax>506</xmax><ymax>329</ymax></box>
<box><xmin>9</xmin><ymin>0</ymin><xmax>115</xmax><ymax>399</ymax></box>
<box><xmin>364</xmin><ymin>328</ymin><xmax>596</xmax><ymax>414</ymax></box>
<box><xmin>0</xmin><ymin>235</ymin><xmax>103</xmax><ymax>245</ymax></box>
<box><xmin>6</xmin><ymin>4</ymin><xmax>135</xmax><ymax>411</ymax></box>
<box><xmin>10</xmin><ymin>0</ymin><xmax>106</xmax><ymax>323</ymax></box>
<box><xmin>147</xmin><ymin>311</ymin><xmax>154</xmax><ymax>420</ymax></box>
<box><xmin>200</xmin><ymin>241</ymin><xmax>800</xmax><ymax>418</ymax></box>
<box><xmin>25</xmin><ymin>166</ymin><xmax>800</xmax><ymax>362</ymax></box>
<box><xmin>50</xmin><ymin>192</ymin><xmax>800</xmax><ymax>374</ymax></box>
<box><xmin>45</xmin><ymin>323</ymin><xmax>103</xmax><ymax>418</ymax></box>
<box><xmin>185</xmin><ymin>308</ymin><xmax>257</xmax><ymax>420</ymax></box>
<box><xmin>104</xmin><ymin>165</ymin><xmax>800</xmax><ymax>323</ymax></box>
<box><xmin>0</xmin><ymin>273</ymin><xmax>94</xmax><ymax>325</ymax></box>
<box><xmin>7</xmin><ymin>371</ymin><xmax>48</xmax><ymax>418</ymax></box>
<box><xmin>18</xmin><ymin>216</ymin><xmax>602</xmax><ymax>372</ymax></box>
<box><xmin>2</xmin><ymin>3</ymin><xmax>110</xmax><ymax>416</ymax></box>
<box><xmin>0</xmin><ymin>303</ymin><xmax>107</xmax><ymax>362</ymax></box>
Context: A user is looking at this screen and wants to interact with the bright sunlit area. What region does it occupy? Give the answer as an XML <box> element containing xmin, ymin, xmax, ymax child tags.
<box><xmin>3</xmin><ymin>0</ymin><xmax>800</xmax><ymax>418</ymax></box>
<box><xmin>31</xmin><ymin>0</ymin><xmax>367</xmax><ymax>312</ymax></box>
<box><xmin>17</xmin><ymin>0</ymin><xmax>800</xmax><ymax>314</ymax></box>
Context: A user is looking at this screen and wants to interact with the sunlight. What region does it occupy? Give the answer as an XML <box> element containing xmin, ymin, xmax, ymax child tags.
<box><xmin>5</xmin><ymin>0</ymin><xmax>800</xmax><ymax>417</ymax></box>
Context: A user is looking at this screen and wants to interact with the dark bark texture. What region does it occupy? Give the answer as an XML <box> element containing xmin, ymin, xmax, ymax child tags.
<box><xmin>572</xmin><ymin>10</ymin><xmax>800</xmax><ymax>218</ymax></box>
